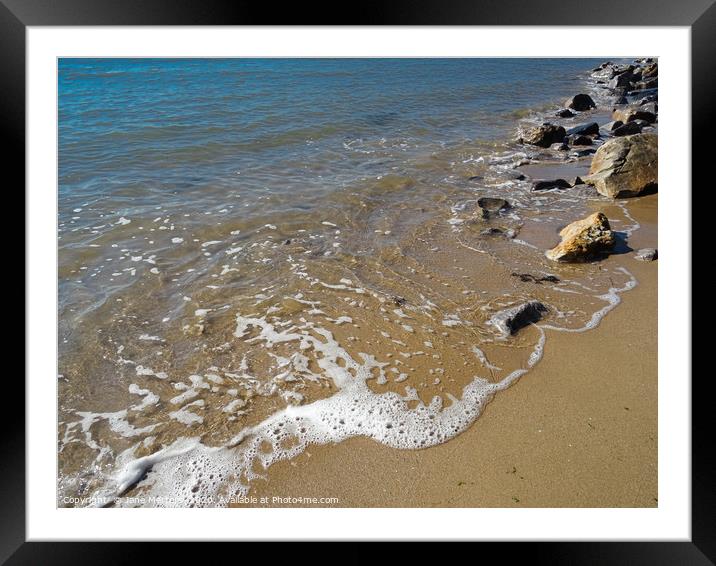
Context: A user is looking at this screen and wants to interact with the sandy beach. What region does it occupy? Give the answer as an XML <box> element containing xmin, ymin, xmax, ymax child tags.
<box><xmin>236</xmin><ymin>195</ymin><xmax>657</xmax><ymax>508</ymax></box>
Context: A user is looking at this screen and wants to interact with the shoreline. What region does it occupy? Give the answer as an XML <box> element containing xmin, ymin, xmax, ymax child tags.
<box><xmin>235</xmin><ymin>193</ymin><xmax>657</xmax><ymax>507</ymax></box>
<box><xmin>232</xmin><ymin>59</ymin><xmax>659</xmax><ymax>508</ymax></box>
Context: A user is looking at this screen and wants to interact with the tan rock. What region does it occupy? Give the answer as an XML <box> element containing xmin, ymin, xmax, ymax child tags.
<box><xmin>546</xmin><ymin>212</ymin><xmax>616</xmax><ymax>262</ymax></box>
<box><xmin>586</xmin><ymin>133</ymin><xmax>657</xmax><ymax>198</ymax></box>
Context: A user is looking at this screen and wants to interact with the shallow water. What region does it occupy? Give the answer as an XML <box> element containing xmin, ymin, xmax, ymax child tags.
<box><xmin>58</xmin><ymin>58</ymin><xmax>646</xmax><ymax>507</ymax></box>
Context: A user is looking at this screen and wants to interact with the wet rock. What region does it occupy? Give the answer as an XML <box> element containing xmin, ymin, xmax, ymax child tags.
<box><xmin>612</xmin><ymin>107</ymin><xmax>657</xmax><ymax>124</ymax></box>
<box><xmin>565</xmin><ymin>93</ymin><xmax>596</xmax><ymax>111</ymax></box>
<box><xmin>612</xmin><ymin>121</ymin><xmax>643</xmax><ymax>136</ymax></box>
<box><xmin>627</xmin><ymin>87</ymin><xmax>658</xmax><ymax>101</ymax></box>
<box><xmin>614</xmin><ymin>95</ymin><xmax>629</xmax><ymax>105</ymax></box>
<box><xmin>569</xmin><ymin>135</ymin><xmax>593</xmax><ymax>146</ymax></box>
<box><xmin>571</xmin><ymin>176</ymin><xmax>584</xmax><ymax>186</ymax></box>
<box><xmin>586</xmin><ymin>133</ymin><xmax>658</xmax><ymax>198</ymax></box>
<box><xmin>546</xmin><ymin>212</ymin><xmax>616</xmax><ymax>262</ymax></box>
<box><xmin>551</xmin><ymin>141</ymin><xmax>570</xmax><ymax>151</ymax></box>
<box><xmin>566</xmin><ymin>122</ymin><xmax>600</xmax><ymax>136</ymax></box>
<box><xmin>519</xmin><ymin>123</ymin><xmax>566</xmax><ymax>148</ymax></box>
<box><xmin>640</xmin><ymin>101</ymin><xmax>658</xmax><ymax>115</ymax></box>
<box><xmin>634</xmin><ymin>248</ymin><xmax>658</xmax><ymax>261</ymax></box>
<box><xmin>571</xmin><ymin>148</ymin><xmax>596</xmax><ymax>158</ymax></box>
<box><xmin>634</xmin><ymin>77</ymin><xmax>658</xmax><ymax>90</ymax></box>
<box><xmin>480</xmin><ymin>227</ymin><xmax>515</xmax><ymax>238</ymax></box>
<box><xmin>602</xmin><ymin>120</ymin><xmax>624</xmax><ymax>132</ymax></box>
<box><xmin>477</xmin><ymin>197</ymin><xmax>511</xmax><ymax>212</ymax></box>
<box><xmin>532</xmin><ymin>179</ymin><xmax>571</xmax><ymax>191</ymax></box>
<box><xmin>556</xmin><ymin>108</ymin><xmax>575</xmax><ymax>118</ymax></box>
<box><xmin>638</xmin><ymin>94</ymin><xmax>658</xmax><ymax>105</ymax></box>
<box><xmin>468</xmin><ymin>175</ymin><xmax>484</xmax><ymax>181</ymax></box>
<box><xmin>489</xmin><ymin>301</ymin><xmax>548</xmax><ymax>336</ymax></box>
<box><xmin>609</xmin><ymin>71</ymin><xmax>636</xmax><ymax>89</ymax></box>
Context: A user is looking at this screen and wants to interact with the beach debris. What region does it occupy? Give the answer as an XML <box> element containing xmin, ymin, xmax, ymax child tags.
<box><xmin>565</xmin><ymin>93</ymin><xmax>596</xmax><ymax>111</ymax></box>
<box><xmin>518</xmin><ymin>123</ymin><xmax>566</xmax><ymax>148</ymax></box>
<box><xmin>532</xmin><ymin>179</ymin><xmax>571</xmax><ymax>191</ymax></box>
<box><xmin>489</xmin><ymin>301</ymin><xmax>548</xmax><ymax>336</ymax></box>
<box><xmin>511</xmin><ymin>273</ymin><xmax>560</xmax><ymax>284</ymax></box>
<box><xmin>634</xmin><ymin>248</ymin><xmax>658</xmax><ymax>261</ymax></box>
<box><xmin>585</xmin><ymin>133</ymin><xmax>657</xmax><ymax>198</ymax></box>
<box><xmin>546</xmin><ymin>212</ymin><xmax>616</xmax><ymax>262</ymax></box>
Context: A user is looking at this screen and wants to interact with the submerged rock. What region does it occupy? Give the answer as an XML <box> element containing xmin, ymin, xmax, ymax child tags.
<box><xmin>546</xmin><ymin>212</ymin><xmax>616</xmax><ymax>262</ymax></box>
<box><xmin>565</xmin><ymin>93</ymin><xmax>596</xmax><ymax>111</ymax></box>
<box><xmin>586</xmin><ymin>133</ymin><xmax>657</xmax><ymax>198</ymax></box>
<box><xmin>477</xmin><ymin>197</ymin><xmax>511</xmax><ymax>212</ymax></box>
<box><xmin>519</xmin><ymin>123</ymin><xmax>566</xmax><ymax>148</ymax></box>
<box><xmin>489</xmin><ymin>301</ymin><xmax>548</xmax><ymax>336</ymax></box>
<box><xmin>511</xmin><ymin>272</ymin><xmax>560</xmax><ymax>284</ymax></box>
<box><xmin>532</xmin><ymin>179</ymin><xmax>571</xmax><ymax>191</ymax></box>
<box><xmin>635</xmin><ymin>248</ymin><xmax>658</xmax><ymax>261</ymax></box>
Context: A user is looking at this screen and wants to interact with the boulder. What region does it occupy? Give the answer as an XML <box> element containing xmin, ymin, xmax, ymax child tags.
<box><xmin>641</xmin><ymin>63</ymin><xmax>658</xmax><ymax>78</ymax></box>
<box><xmin>519</xmin><ymin>123</ymin><xmax>566</xmax><ymax>148</ymax></box>
<box><xmin>489</xmin><ymin>301</ymin><xmax>548</xmax><ymax>336</ymax></box>
<box><xmin>566</xmin><ymin>122</ymin><xmax>600</xmax><ymax>136</ymax></box>
<box><xmin>532</xmin><ymin>179</ymin><xmax>571</xmax><ymax>191</ymax></box>
<box><xmin>634</xmin><ymin>77</ymin><xmax>658</xmax><ymax>90</ymax></box>
<box><xmin>634</xmin><ymin>248</ymin><xmax>658</xmax><ymax>261</ymax></box>
<box><xmin>612</xmin><ymin>121</ymin><xmax>642</xmax><ymax>136</ymax></box>
<box><xmin>614</xmin><ymin>95</ymin><xmax>629</xmax><ymax>105</ymax></box>
<box><xmin>545</xmin><ymin>212</ymin><xmax>616</xmax><ymax>262</ymax></box>
<box><xmin>556</xmin><ymin>108</ymin><xmax>575</xmax><ymax>118</ymax></box>
<box><xmin>565</xmin><ymin>94</ymin><xmax>596</xmax><ymax>111</ymax></box>
<box><xmin>640</xmin><ymin>101</ymin><xmax>658</xmax><ymax>115</ymax></box>
<box><xmin>586</xmin><ymin>133</ymin><xmax>658</xmax><ymax>198</ymax></box>
<box><xmin>608</xmin><ymin>71</ymin><xmax>635</xmax><ymax>89</ymax></box>
<box><xmin>612</xmin><ymin>107</ymin><xmax>657</xmax><ymax>124</ymax></box>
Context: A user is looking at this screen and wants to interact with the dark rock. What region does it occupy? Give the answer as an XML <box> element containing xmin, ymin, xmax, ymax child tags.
<box><xmin>477</xmin><ymin>197</ymin><xmax>511</xmax><ymax>212</ymax></box>
<box><xmin>566</xmin><ymin>122</ymin><xmax>600</xmax><ymax>136</ymax></box>
<box><xmin>571</xmin><ymin>176</ymin><xmax>585</xmax><ymax>186</ymax></box>
<box><xmin>565</xmin><ymin>94</ymin><xmax>596</xmax><ymax>112</ymax></box>
<box><xmin>489</xmin><ymin>301</ymin><xmax>548</xmax><ymax>336</ymax></box>
<box><xmin>639</xmin><ymin>94</ymin><xmax>658</xmax><ymax>105</ymax></box>
<box><xmin>602</xmin><ymin>120</ymin><xmax>624</xmax><ymax>132</ymax></box>
<box><xmin>609</xmin><ymin>72</ymin><xmax>635</xmax><ymax>89</ymax></box>
<box><xmin>467</xmin><ymin>175</ymin><xmax>484</xmax><ymax>181</ymax></box>
<box><xmin>570</xmin><ymin>135</ymin><xmax>593</xmax><ymax>146</ymax></box>
<box><xmin>571</xmin><ymin>148</ymin><xmax>597</xmax><ymax>157</ymax></box>
<box><xmin>556</xmin><ymin>108</ymin><xmax>575</xmax><ymax>118</ymax></box>
<box><xmin>480</xmin><ymin>227</ymin><xmax>515</xmax><ymax>238</ymax></box>
<box><xmin>519</xmin><ymin>123</ymin><xmax>567</xmax><ymax>148</ymax></box>
<box><xmin>532</xmin><ymin>179</ymin><xmax>571</xmax><ymax>191</ymax></box>
<box><xmin>614</xmin><ymin>95</ymin><xmax>629</xmax><ymax>105</ymax></box>
<box><xmin>612</xmin><ymin>121</ymin><xmax>642</xmax><ymax>136</ymax></box>
<box><xmin>391</xmin><ymin>296</ymin><xmax>407</xmax><ymax>307</ymax></box>
<box><xmin>627</xmin><ymin>87</ymin><xmax>658</xmax><ymax>100</ymax></box>
<box><xmin>634</xmin><ymin>248</ymin><xmax>658</xmax><ymax>261</ymax></box>
<box><xmin>506</xmin><ymin>170</ymin><xmax>527</xmax><ymax>181</ymax></box>
<box><xmin>283</xmin><ymin>239</ymin><xmax>292</xmax><ymax>245</ymax></box>
<box><xmin>551</xmin><ymin>141</ymin><xmax>570</xmax><ymax>151</ymax></box>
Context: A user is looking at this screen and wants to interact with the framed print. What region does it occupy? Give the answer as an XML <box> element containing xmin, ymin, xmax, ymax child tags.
<box><xmin>9</xmin><ymin>0</ymin><xmax>711</xmax><ymax>561</ymax></box>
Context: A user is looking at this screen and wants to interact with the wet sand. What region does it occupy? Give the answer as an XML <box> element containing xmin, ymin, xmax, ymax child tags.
<box><xmin>235</xmin><ymin>194</ymin><xmax>657</xmax><ymax>508</ymax></box>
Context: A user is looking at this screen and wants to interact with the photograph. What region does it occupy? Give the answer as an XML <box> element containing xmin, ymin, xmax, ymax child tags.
<box><xmin>56</xmin><ymin>56</ymin><xmax>659</xmax><ymax>509</ymax></box>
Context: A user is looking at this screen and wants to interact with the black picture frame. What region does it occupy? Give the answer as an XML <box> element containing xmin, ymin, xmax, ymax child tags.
<box><xmin>8</xmin><ymin>0</ymin><xmax>709</xmax><ymax>562</ymax></box>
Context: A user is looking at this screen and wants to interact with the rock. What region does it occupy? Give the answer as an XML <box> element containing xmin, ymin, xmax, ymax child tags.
<box><xmin>585</xmin><ymin>133</ymin><xmax>657</xmax><ymax>198</ymax></box>
<box><xmin>634</xmin><ymin>248</ymin><xmax>658</xmax><ymax>261</ymax></box>
<box><xmin>602</xmin><ymin>120</ymin><xmax>624</xmax><ymax>132</ymax></box>
<box><xmin>627</xmin><ymin>87</ymin><xmax>658</xmax><ymax>100</ymax></box>
<box><xmin>519</xmin><ymin>123</ymin><xmax>566</xmax><ymax>148</ymax></box>
<box><xmin>545</xmin><ymin>212</ymin><xmax>616</xmax><ymax>262</ymax></box>
<box><xmin>551</xmin><ymin>141</ymin><xmax>570</xmax><ymax>151</ymax></box>
<box><xmin>505</xmin><ymin>170</ymin><xmax>527</xmax><ymax>181</ymax></box>
<box><xmin>609</xmin><ymin>71</ymin><xmax>635</xmax><ymax>89</ymax></box>
<box><xmin>391</xmin><ymin>296</ymin><xmax>407</xmax><ymax>306</ymax></box>
<box><xmin>634</xmin><ymin>77</ymin><xmax>658</xmax><ymax>90</ymax></box>
<box><xmin>480</xmin><ymin>227</ymin><xmax>515</xmax><ymax>238</ymax></box>
<box><xmin>571</xmin><ymin>148</ymin><xmax>596</xmax><ymax>158</ymax></box>
<box><xmin>612</xmin><ymin>107</ymin><xmax>657</xmax><ymax>124</ymax></box>
<box><xmin>569</xmin><ymin>135</ymin><xmax>593</xmax><ymax>146</ymax></box>
<box><xmin>631</xmin><ymin>119</ymin><xmax>652</xmax><ymax>128</ymax></box>
<box><xmin>477</xmin><ymin>197</ymin><xmax>511</xmax><ymax>212</ymax></box>
<box><xmin>467</xmin><ymin>175</ymin><xmax>484</xmax><ymax>181</ymax></box>
<box><xmin>639</xmin><ymin>94</ymin><xmax>658</xmax><ymax>105</ymax></box>
<box><xmin>565</xmin><ymin>94</ymin><xmax>596</xmax><ymax>111</ymax></box>
<box><xmin>556</xmin><ymin>108</ymin><xmax>574</xmax><ymax>118</ymax></box>
<box><xmin>614</xmin><ymin>95</ymin><xmax>629</xmax><ymax>105</ymax></box>
<box><xmin>612</xmin><ymin>121</ymin><xmax>642</xmax><ymax>136</ymax></box>
<box><xmin>532</xmin><ymin>179</ymin><xmax>571</xmax><ymax>191</ymax></box>
<box><xmin>641</xmin><ymin>63</ymin><xmax>658</xmax><ymax>78</ymax></box>
<box><xmin>571</xmin><ymin>176</ymin><xmax>584</xmax><ymax>186</ymax></box>
<box><xmin>489</xmin><ymin>301</ymin><xmax>548</xmax><ymax>336</ymax></box>
<box><xmin>566</xmin><ymin>122</ymin><xmax>600</xmax><ymax>136</ymax></box>
<box><xmin>640</xmin><ymin>101</ymin><xmax>658</xmax><ymax>115</ymax></box>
